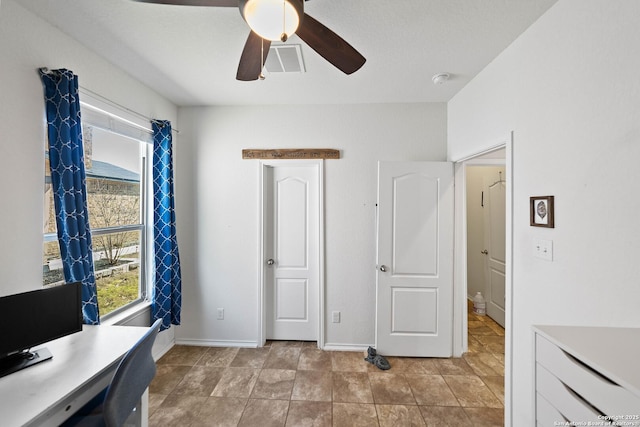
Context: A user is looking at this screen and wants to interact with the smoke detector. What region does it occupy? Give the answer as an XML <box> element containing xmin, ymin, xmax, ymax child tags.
<box><xmin>432</xmin><ymin>73</ymin><xmax>450</xmax><ymax>85</ymax></box>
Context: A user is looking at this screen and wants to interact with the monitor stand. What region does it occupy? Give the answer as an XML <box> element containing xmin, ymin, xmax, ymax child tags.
<box><xmin>0</xmin><ymin>348</ymin><xmax>53</xmax><ymax>378</ymax></box>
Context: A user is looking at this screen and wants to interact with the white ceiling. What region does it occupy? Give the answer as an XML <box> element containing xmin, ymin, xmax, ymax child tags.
<box><xmin>19</xmin><ymin>0</ymin><xmax>558</xmax><ymax>106</ymax></box>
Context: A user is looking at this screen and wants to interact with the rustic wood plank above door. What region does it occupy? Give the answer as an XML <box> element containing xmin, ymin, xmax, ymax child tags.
<box><xmin>243</xmin><ymin>149</ymin><xmax>340</xmax><ymax>160</ymax></box>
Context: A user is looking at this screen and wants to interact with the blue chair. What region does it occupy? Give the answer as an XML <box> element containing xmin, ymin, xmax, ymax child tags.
<box><xmin>62</xmin><ymin>319</ymin><xmax>163</xmax><ymax>427</ymax></box>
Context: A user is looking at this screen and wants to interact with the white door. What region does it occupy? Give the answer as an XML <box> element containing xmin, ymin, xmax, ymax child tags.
<box><xmin>263</xmin><ymin>162</ymin><xmax>319</xmax><ymax>341</ymax></box>
<box><xmin>483</xmin><ymin>174</ymin><xmax>506</xmax><ymax>327</ymax></box>
<box><xmin>376</xmin><ymin>161</ymin><xmax>454</xmax><ymax>357</ymax></box>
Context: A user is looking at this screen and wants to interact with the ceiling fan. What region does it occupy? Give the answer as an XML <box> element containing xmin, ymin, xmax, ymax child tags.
<box><xmin>131</xmin><ymin>0</ymin><xmax>366</xmax><ymax>81</ymax></box>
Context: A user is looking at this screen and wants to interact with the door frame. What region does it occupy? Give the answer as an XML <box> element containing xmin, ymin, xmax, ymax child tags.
<box><xmin>257</xmin><ymin>159</ymin><xmax>325</xmax><ymax>349</ymax></box>
<box><xmin>452</xmin><ymin>132</ymin><xmax>513</xmax><ymax>425</ymax></box>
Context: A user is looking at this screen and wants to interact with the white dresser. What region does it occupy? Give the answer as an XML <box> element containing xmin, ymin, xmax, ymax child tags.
<box><xmin>534</xmin><ymin>325</ymin><xmax>640</xmax><ymax>426</ymax></box>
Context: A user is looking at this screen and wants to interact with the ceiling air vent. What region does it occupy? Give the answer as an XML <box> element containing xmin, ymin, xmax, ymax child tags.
<box><xmin>264</xmin><ymin>44</ymin><xmax>306</xmax><ymax>74</ymax></box>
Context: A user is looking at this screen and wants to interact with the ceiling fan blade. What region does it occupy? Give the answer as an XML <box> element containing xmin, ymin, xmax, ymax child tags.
<box><xmin>296</xmin><ymin>13</ymin><xmax>366</xmax><ymax>75</ymax></box>
<box><xmin>236</xmin><ymin>31</ymin><xmax>271</xmax><ymax>81</ymax></box>
<box><xmin>131</xmin><ymin>0</ymin><xmax>237</xmax><ymax>6</ymax></box>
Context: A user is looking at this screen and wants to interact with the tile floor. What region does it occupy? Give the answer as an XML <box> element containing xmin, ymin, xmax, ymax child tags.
<box><xmin>148</xmin><ymin>304</ymin><xmax>505</xmax><ymax>426</ymax></box>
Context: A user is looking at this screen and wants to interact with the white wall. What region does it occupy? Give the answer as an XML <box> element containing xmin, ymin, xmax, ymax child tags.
<box><xmin>448</xmin><ymin>0</ymin><xmax>640</xmax><ymax>424</ymax></box>
<box><xmin>175</xmin><ymin>104</ymin><xmax>447</xmax><ymax>347</ymax></box>
<box><xmin>0</xmin><ymin>0</ymin><xmax>178</xmax><ymax>348</ymax></box>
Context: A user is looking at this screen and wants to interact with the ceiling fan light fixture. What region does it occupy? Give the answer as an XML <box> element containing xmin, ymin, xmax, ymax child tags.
<box><xmin>241</xmin><ymin>0</ymin><xmax>302</xmax><ymax>42</ymax></box>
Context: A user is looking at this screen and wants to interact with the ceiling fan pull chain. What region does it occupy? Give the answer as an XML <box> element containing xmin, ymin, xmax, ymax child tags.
<box><xmin>259</xmin><ymin>37</ymin><xmax>266</xmax><ymax>80</ymax></box>
<box><xmin>280</xmin><ymin>0</ymin><xmax>288</xmax><ymax>42</ymax></box>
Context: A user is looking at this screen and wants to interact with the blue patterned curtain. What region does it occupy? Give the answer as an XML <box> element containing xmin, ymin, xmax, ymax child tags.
<box><xmin>152</xmin><ymin>120</ymin><xmax>182</xmax><ymax>331</ymax></box>
<box><xmin>39</xmin><ymin>68</ymin><xmax>100</xmax><ymax>325</ymax></box>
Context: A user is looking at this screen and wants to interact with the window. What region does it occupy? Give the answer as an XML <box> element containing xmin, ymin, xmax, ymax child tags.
<box><xmin>44</xmin><ymin>100</ymin><xmax>152</xmax><ymax>318</ymax></box>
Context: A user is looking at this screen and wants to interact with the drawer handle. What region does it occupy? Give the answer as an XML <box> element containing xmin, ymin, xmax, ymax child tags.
<box><xmin>562</xmin><ymin>349</ymin><xmax>618</xmax><ymax>386</ymax></box>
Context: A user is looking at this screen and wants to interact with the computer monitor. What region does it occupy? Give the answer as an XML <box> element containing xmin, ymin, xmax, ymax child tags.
<box><xmin>0</xmin><ymin>282</ymin><xmax>83</xmax><ymax>377</ymax></box>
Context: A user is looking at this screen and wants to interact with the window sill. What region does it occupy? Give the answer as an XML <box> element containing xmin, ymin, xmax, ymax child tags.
<box><xmin>101</xmin><ymin>300</ymin><xmax>152</xmax><ymax>326</ymax></box>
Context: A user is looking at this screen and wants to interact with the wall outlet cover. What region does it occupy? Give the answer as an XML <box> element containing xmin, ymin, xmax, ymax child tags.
<box><xmin>332</xmin><ymin>311</ymin><xmax>341</xmax><ymax>323</ymax></box>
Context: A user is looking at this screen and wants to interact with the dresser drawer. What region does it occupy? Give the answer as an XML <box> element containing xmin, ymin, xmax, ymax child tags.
<box><xmin>536</xmin><ymin>334</ymin><xmax>640</xmax><ymax>415</ymax></box>
<box><xmin>536</xmin><ymin>363</ymin><xmax>601</xmax><ymax>422</ymax></box>
<box><xmin>536</xmin><ymin>392</ymin><xmax>567</xmax><ymax>426</ymax></box>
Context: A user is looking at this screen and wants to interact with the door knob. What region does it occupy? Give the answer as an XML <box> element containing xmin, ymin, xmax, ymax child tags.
<box><xmin>266</xmin><ymin>259</ymin><xmax>275</xmax><ymax>266</ymax></box>
<box><xmin>379</xmin><ymin>265</ymin><xmax>388</xmax><ymax>272</ymax></box>
<box><xmin>481</xmin><ymin>250</ymin><xmax>489</xmax><ymax>255</ymax></box>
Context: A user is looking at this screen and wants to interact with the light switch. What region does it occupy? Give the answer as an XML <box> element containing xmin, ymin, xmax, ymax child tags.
<box><xmin>533</xmin><ymin>238</ymin><xmax>553</xmax><ymax>261</ymax></box>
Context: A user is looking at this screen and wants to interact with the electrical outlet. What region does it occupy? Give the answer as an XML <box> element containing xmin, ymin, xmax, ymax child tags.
<box><xmin>332</xmin><ymin>311</ymin><xmax>341</xmax><ymax>323</ymax></box>
<box><xmin>217</xmin><ymin>308</ymin><xmax>224</xmax><ymax>320</ymax></box>
<box><xmin>533</xmin><ymin>238</ymin><xmax>553</xmax><ymax>261</ymax></box>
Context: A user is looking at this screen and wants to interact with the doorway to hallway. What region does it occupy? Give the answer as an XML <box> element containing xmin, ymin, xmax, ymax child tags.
<box><xmin>466</xmin><ymin>165</ymin><xmax>506</xmax><ymax>328</ymax></box>
<box><xmin>454</xmin><ymin>140</ymin><xmax>511</xmax><ymax>423</ymax></box>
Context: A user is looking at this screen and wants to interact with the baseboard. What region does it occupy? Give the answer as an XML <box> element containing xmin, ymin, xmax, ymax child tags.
<box><xmin>322</xmin><ymin>343</ymin><xmax>371</xmax><ymax>352</ymax></box>
<box><xmin>175</xmin><ymin>338</ymin><xmax>259</xmax><ymax>348</ymax></box>
<box><xmin>152</xmin><ymin>339</ymin><xmax>174</xmax><ymax>361</ymax></box>
<box><xmin>170</xmin><ymin>339</ymin><xmax>371</xmax><ymax>352</ymax></box>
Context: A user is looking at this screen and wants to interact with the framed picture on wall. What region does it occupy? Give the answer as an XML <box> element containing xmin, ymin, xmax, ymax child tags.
<box><xmin>530</xmin><ymin>196</ymin><xmax>554</xmax><ymax>228</ymax></box>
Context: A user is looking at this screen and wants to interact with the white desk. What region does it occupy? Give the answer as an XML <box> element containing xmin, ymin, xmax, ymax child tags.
<box><xmin>0</xmin><ymin>325</ymin><xmax>150</xmax><ymax>427</ymax></box>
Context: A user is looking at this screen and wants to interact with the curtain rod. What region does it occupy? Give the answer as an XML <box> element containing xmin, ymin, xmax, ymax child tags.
<box><xmin>39</xmin><ymin>67</ymin><xmax>179</xmax><ymax>134</ymax></box>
